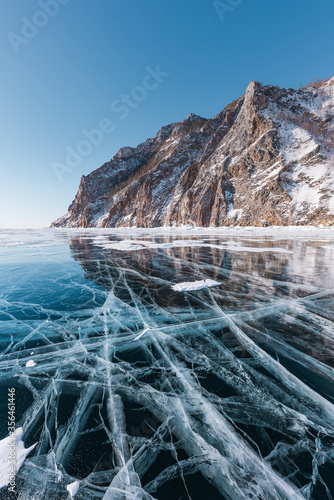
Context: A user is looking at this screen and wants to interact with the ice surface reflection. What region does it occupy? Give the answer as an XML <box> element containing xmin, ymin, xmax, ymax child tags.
<box><xmin>0</xmin><ymin>229</ymin><xmax>333</xmax><ymax>499</ymax></box>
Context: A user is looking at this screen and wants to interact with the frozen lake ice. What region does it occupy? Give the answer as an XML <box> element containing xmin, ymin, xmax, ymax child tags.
<box><xmin>0</xmin><ymin>228</ymin><xmax>334</xmax><ymax>499</ymax></box>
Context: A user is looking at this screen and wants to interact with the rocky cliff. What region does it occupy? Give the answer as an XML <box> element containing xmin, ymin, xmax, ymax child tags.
<box><xmin>52</xmin><ymin>77</ymin><xmax>334</xmax><ymax>228</ymax></box>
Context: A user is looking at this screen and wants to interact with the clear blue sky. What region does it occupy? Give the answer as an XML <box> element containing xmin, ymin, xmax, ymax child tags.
<box><xmin>1</xmin><ymin>0</ymin><xmax>333</xmax><ymax>228</ymax></box>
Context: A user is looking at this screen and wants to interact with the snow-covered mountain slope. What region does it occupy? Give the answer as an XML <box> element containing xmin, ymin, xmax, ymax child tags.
<box><xmin>52</xmin><ymin>77</ymin><xmax>334</xmax><ymax>228</ymax></box>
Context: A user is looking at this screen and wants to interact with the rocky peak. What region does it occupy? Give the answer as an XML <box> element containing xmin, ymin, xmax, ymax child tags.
<box><xmin>185</xmin><ymin>113</ymin><xmax>205</xmax><ymax>122</ymax></box>
<box><xmin>116</xmin><ymin>147</ymin><xmax>135</xmax><ymax>160</ymax></box>
<box><xmin>52</xmin><ymin>75</ymin><xmax>334</xmax><ymax>229</ymax></box>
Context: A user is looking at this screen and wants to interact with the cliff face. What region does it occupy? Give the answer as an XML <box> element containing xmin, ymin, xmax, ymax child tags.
<box><xmin>52</xmin><ymin>77</ymin><xmax>334</xmax><ymax>228</ymax></box>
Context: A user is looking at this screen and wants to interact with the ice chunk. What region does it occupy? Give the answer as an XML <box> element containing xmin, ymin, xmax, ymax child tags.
<box><xmin>0</xmin><ymin>428</ymin><xmax>37</xmax><ymax>488</ymax></box>
<box><xmin>26</xmin><ymin>360</ymin><xmax>36</xmax><ymax>368</ymax></box>
<box><xmin>172</xmin><ymin>279</ymin><xmax>221</xmax><ymax>292</ymax></box>
<box><xmin>66</xmin><ymin>481</ymin><xmax>80</xmax><ymax>497</ymax></box>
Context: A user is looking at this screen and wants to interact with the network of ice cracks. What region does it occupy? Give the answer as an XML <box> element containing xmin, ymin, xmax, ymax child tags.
<box><xmin>0</xmin><ymin>228</ymin><xmax>334</xmax><ymax>500</ymax></box>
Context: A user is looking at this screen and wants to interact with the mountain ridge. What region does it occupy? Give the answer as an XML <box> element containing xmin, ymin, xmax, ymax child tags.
<box><xmin>52</xmin><ymin>76</ymin><xmax>334</xmax><ymax>228</ymax></box>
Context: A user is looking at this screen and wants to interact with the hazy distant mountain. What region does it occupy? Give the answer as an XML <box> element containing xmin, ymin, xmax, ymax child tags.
<box><xmin>52</xmin><ymin>76</ymin><xmax>334</xmax><ymax>228</ymax></box>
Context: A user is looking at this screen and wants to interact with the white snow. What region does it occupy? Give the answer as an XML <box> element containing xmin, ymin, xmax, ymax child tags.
<box><xmin>51</xmin><ymin>226</ymin><xmax>334</xmax><ymax>239</ymax></box>
<box><xmin>91</xmin><ymin>235</ymin><xmax>293</xmax><ymax>254</ymax></box>
<box><xmin>227</xmin><ymin>208</ymin><xmax>243</xmax><ymax>220</ymax></box>
<box><xmin>277</xmin><ymin>119</ymin><xmax>334</xmax><ymax>215</ymax></box>
<box><xmin>265</xmin><ymin>162</ymin><xmax>284</xmax><ymax>180</ymax></box>
<box><xmin>172</xmin><ymin>279</ymin><xmax>221</xmax><ymax>292</ymax></box>
<box><xmin>26</xmin><ymin>360</ymin><xmax>36</xmax><ymax>368</ymax></box>
<box><xmin>66</xmin><ymin>480</ymin><xmax>80</xmax><ymax>497</ymax></box>
<box><xmin>253</xmin><ymin>160</ymin><xmax>285</xmax><ymax>192</ymax></box>
<box><xmin>283</xmin><ymin>126</ymin><xmax>318</xmax><ymax>164</ymax></box>
<box><xmin>0</xmin><ymin>428</ymin><xmax>37</xmax><ymax>488</ymax></box>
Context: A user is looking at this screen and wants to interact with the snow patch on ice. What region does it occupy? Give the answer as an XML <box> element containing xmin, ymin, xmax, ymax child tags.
<box><xmin>0</xmin><ymin>428</ymin><xmax>37</xmax><ymax>488</ymax></box>
<box><xmin>92</xmin><ymin>234</ymin><xmax>293</xmax><ymax>254</ymax></box>
<box><xmin>172</xmin><ymin>279</ymin><xmax>221</xmax><ymax>292</ymax></box>
<box><xmin>67</xmin><ymin>481</ymin><xmax>80</xmax><ymax>497</ymax></box>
